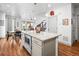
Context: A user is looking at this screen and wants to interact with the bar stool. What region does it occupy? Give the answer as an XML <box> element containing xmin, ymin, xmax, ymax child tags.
<box><xmin>6</xmin><ymin>32</ymin><xmax>13</xmax><ymax>40</ymax></box>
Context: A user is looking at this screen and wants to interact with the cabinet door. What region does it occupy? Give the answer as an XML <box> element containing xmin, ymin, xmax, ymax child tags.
<box><xmin>32</xmin><ymin>42</ymin><xmax>42</xmax><ymax>56</ymax></box>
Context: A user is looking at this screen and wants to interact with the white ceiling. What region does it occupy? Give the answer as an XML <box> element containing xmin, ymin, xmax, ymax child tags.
<box><xmin>0</xmin><ymin>3</ymin><xmax>68</xmax><ymax>19</ymax></box>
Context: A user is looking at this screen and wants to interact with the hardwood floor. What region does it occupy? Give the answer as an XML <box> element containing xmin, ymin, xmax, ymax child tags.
<box><xmin>1</xmin><ymin>36</ymin><xmax>79</xmax><ymax>56</ymax></box>
<box><xmin>0</xmin><ymin>37</ymin><xmax>30</xmax><ymax>56</ymax></box>
<box><xmin>58</xmin><ymin>41</ymin><xmax>79</xmax><ymax>56</ymax></box>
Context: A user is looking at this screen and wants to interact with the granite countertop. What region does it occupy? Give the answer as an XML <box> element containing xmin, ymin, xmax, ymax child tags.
<box><xmin>22</xmin><ymin>30</ymin><xmax>61</xmax><ymax>41</ymax></box>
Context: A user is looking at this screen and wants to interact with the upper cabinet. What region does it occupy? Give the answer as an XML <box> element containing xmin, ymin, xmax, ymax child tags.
<box><xmin>21</xmin><ymin>21</ymin><xmax>27</xmax><ymax>31</ymax></box>
<box><xmin>21</xmin><ymin>20</ymin><xmax>34</xmax><ymax>31</ymax></box>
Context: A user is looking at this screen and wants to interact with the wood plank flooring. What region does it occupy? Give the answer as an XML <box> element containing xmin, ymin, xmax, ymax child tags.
<box><xmin>0</xmin><ymin>37</ymin><xmax>30</xmax><ymax>56</ymax></box>
<box><xmin>1</xmin><ymin>36</ymin><xmax>79</xmax><ymax>56</ymax></box>
<box><xmin>58</xmin><ymin>41</ymin><xmax>79</xmax><ymax>56</ymax></box>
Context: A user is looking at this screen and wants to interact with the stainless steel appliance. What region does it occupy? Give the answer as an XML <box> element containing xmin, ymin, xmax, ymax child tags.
<box><xmin>23</xmin><ymin>34</ymin><xmax>32</xmax><ymax>54</ymax></box>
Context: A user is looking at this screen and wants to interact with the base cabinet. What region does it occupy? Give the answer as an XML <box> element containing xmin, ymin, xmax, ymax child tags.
<box><xmin>32</xmin><ymin>42</ymin><xmax>42</xmax><ymax>56</ymax></box>
<box><xmin>32</xmin><ymin>37</ymin><xmax>56</xmax><ymax>56</ymax></box>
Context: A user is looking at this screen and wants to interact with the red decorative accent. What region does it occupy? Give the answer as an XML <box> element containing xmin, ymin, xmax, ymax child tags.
<box><xmin>50</xmin><ymin>11</ymin><xmax>54</xmax><ymax>16</ymax></box>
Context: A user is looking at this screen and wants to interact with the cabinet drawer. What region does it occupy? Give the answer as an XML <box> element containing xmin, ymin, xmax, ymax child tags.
<box><xmin>32</xmin><ymin>37</ymin><xmax>42</xmax><ymax>46</ymax></box>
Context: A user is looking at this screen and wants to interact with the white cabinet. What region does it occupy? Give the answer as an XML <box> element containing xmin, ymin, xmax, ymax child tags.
<box><xmin>15</xmin><ymin>20</ymin><xmax>21</xmax><ymax>29</ymax></box>
<box><xmin>32</xmin><ymin>37</ymin><xmax>42</xmax><ymax>56</ymax></box>
<box><xmin>32</xmin><ymin>37</ymin><xmax>56</xmax><ymax>56</ymax></box>
<box><xmin>32</xmin><ymin>42</ymin><xmax>42</xmax><ymax>56</ymax></box>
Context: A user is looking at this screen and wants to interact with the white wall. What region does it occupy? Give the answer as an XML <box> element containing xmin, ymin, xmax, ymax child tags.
<box><xmin>54</xmin><ymin>3</ymin><xmax>72</xmax><ymax>46</ymax></box>
<box><xmin>47</xmin><ymin>16</ymin><xmax>57</xmax><ymax>33</ymax></box>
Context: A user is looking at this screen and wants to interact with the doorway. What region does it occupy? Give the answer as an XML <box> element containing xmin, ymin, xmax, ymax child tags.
<box><xmin>76</xmin><ymin>15</ymin><xmax>79</xmax><ymax>41</ymax></box>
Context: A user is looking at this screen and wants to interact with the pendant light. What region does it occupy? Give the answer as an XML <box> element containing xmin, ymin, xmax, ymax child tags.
<box><xmin>50</xmin><ymin>10</ymin><xmax>54</xmax><ymax>16</ymax></box>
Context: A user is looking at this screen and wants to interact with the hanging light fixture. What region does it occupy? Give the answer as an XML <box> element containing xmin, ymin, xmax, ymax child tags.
<box><xmin>50</xmin><ymin>10</ymin><xmax>54</xmax><ymax>16</ymax></box>
<box><xmin>47</xmin><ymin>3</ymin><xmax>54</xmax><ymax>16</ymax></box>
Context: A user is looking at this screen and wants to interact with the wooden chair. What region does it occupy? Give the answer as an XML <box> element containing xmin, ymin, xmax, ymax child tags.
<box><xmin>6</xmin><ymin>32</ymin><xmax>13</xmax><ymax>40</ymax></box>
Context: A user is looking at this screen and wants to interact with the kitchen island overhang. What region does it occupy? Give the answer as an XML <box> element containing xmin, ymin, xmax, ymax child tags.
<box><xmin>22</xmin><ymin>31</ymin><xmax>60</xmax><ymax>41</ymax></box>
<box><xmin>22</xmin><ymin>30</ymin><xmax>61</xmax><ymax>56</ymax></box>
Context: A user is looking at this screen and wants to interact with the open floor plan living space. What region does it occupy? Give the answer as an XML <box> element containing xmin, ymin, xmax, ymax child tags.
<box><xmin>0</xmin><ymin>3</ymin><xmax>79</xmax><ymax>56</ymax></box>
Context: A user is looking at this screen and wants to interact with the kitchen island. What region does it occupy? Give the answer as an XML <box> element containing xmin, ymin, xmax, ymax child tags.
<box><xmin>22</xmin><ymin>30</ymin><xmax>60</xmax><ymax>56</ymax></box>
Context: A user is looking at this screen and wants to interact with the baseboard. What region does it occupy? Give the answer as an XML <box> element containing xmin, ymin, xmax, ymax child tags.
<box><xmin>58</xmin><ymin>41</ymin><xmax>72</xmax><ymax>47</ymax></box>
<box><xmin>75</xmin><ymin>40</ymin><xmax>79</xmax><ymax>42</ymax></box>
<box><xmin>23</xmin><ymin>46</ymin><xmax>31</xmax><ymax>56</ymax></box>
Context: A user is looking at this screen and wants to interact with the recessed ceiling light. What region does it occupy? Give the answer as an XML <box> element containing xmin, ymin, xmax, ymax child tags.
<box><xmin>48</xmin><ymin>4</ymin><xmax>51</xmax><ymax>8</ymax></box>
